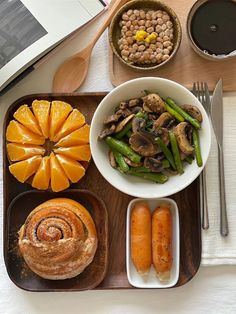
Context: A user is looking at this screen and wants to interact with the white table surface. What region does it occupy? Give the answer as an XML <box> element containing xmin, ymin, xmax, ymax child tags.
<box><xmin>0</xmin><ymin>13</ymin><xmax>236</xmax><ymax>314</ymax></box>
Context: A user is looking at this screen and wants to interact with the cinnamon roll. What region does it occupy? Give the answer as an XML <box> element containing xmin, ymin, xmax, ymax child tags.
<box><xmin>18</xmin><ymin>198</ymin><xmax>97</xmax><ymax>280</ymax></box>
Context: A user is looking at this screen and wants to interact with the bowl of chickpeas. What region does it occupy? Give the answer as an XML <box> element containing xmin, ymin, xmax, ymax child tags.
<box><xmin>109</xmin><ymin>0</ymin><xmax>182</xmax><ymax>71</ymax></box>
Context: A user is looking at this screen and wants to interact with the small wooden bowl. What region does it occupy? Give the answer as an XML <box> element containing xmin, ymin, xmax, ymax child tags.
<box><xmin>109</xmin><ymin>0</ymin><xmax>182</xmax><ymax>71</ymax></box>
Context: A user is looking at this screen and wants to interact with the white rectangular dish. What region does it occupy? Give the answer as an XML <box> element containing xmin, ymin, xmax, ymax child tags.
<box><xmin>126</xmin><ymin>198</ymin><xmax>180</xmax><ymax>288</ymax></box>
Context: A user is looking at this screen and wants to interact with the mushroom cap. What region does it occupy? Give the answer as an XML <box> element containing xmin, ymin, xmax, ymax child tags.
<box><xmin>174</xmin><ymin>122</ymin><xmax>194</xmax><ymax>155</ymax></box>
<box><xmin>129</xmin><ymin>131</ymin><xmax>158</xmax><ymax>157</ymax></box>
<box><xmin>142</xmin><ymin>93</ymin><xmax>166</xmax><ymax>113</ymax></box>
<box><xmin>182</xmin><ymin>104</ymin><xmax>203</xmax><ymax>122</ymax></box>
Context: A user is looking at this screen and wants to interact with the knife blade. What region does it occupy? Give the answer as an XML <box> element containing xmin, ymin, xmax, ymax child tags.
<box><xmin>210</xmin><ymin>79</ymin><xmax>229</xmax><ymax>236</ymax></box>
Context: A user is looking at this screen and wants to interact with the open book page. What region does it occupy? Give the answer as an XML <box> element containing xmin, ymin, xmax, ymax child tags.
<box><xmin>0</xmin><ymin>0</ymin><xmax>106</xmax><ymax>92</ymax></box>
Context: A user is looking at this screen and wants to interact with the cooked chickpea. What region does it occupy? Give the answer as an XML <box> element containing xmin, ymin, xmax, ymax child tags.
<box><xmin>127</xmin><ymin>9</ymin><xmax>133</xmax><ymax>16</ymax></box>
<box><xmin>163</xmin><ymin>40</ymin><xmax>172</xmax><ymax>47</ymax></box>
<box><xmin>127</xmin><ymin>37</ymin><xmax>134</xmax><ymax>45</ymax></box>
<box><xmin>163</xmin><ymin>35</ymin><xmax>170</xmax><ymax>41</ymax></box>
<box><xmin>130</xmin><ymin>14</ymin><xmax>136</xmax><ymax>21</ymax></box>
<box><xmin>138</xmin><ymin>20</ymin><xmax>145</xmax><ymax>26</ymax></box>
<box><xmin>166</xmin><ymin>21</ymin><xmax>173</xmax><ymax>28</ymax></box>
<box><xmin>138</xmin><ymin>45</ymin><xmax>145</xmax><ymax>51</ymax></box>
<box><xmin>157</xmin><ymin>18</ymin><xmax>164</xmax><ymax>25</ymax></box>
<box><xmin>156</xmin><ymin>42</ymin><xmax>163</xmax><ymax>49</ymax></box>
<box><xmin>145</xmin><ymin>20</ymin><xmax>152</xmax><ymax>28</ymax></box>
<box><xmin>162</xmin><ymin>54</ymin><xmax>169</xmax><ymax>61</ymax></box>
<box><xmin>161</xmin><ymin>24</ymin><xmax>167</xmax><ymax>31</ymax></box>
<box><xmin>126</xmin><ymin>21</ymin><xmax>131</xmax><ymax>28</ymax></box>
<box><xmin>156</xmin><ymin>53</ymin><xmax>162</xmax><ymax>61</ymax></box>
<box><xmin>134</xmin><ymin>9</ymin><xmax>140</xmax><ymax>16</ymax></box>
<box><xmin>155</xmin><ymin>25</ymin><xmax>162</xmax><ymax>33</ymax></box>
<box><xmin>122</xmin><ymin>13</ymin><xmax>129</xmax><ymax>21</ymax></box>
<box><xmin>163</xmin><ymin>48</ymin><xmax>170</xmax><ymax>55</ymax></box>
<box><xmin>126</xmin><ymin>31</ymin><xmax>133</xmax><ymax>37</ymax></box>
<box><xmin>162</xmin><ymin>14</ymin><xmax>170</xmax><ymax>22</ymax></box>
<box><xmin>140</xmin><ymin>11</ymin><xmax>146</xmax><ymax>19</ymax></box>
<box><xmin>146</xmin><ymin>13</ymin><xmax>151</xmax><ymax>20</ymax></box>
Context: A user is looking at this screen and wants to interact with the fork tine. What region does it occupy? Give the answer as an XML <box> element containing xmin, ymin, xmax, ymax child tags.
<box><xmin>200</xmin><ymin>82</ymin><xmax>205</xmax><ymax>104</ymax></box>
<box><xmin>196</xmin><ymin>81</ymin><xmax>201</xmax><ymax>102</ymax></box>
<box><xmin>203</xmin><ymin>82</ymin><xmax>210</xmax><ymax>113</ymax></box>
<box><xmin>192</xmin><ymin>82</ymin><xmax>197</xmax><ymax>96</ymax></box>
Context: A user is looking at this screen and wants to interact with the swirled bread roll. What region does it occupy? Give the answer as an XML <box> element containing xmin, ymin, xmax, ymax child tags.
<box><xmin>18</xmin><ymin>198</ymin><xmax>97</xmax><ymax>280</ymax></box>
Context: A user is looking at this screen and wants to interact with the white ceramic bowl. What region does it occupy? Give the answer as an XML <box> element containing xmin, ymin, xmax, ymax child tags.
<box><xmin>126</xmin><ymin>198</ymin><xmax>179</xmax><ymax>288</ymax></box>
<box><xmin>90</xmin><ymin>77</ymin><xmax>211</xmax><ymax>198</ymax></box>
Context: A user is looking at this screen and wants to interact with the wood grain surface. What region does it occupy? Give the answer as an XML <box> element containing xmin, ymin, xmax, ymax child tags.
<box><xmin>109</xmin><ymin>0</ymin><xmax>236</xmax><ymax>91</ymax></box>
<box><xmin>3</xmin><ymin>93</ymin><xmax>201</xmax><ymax>291</ymax></box>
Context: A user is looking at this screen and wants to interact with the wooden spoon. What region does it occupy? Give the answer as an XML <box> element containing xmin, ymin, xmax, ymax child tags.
<box><xmin>52</xmin><ymin>0</ymin><xmax>127</xmax><ymax>93</ymax></box>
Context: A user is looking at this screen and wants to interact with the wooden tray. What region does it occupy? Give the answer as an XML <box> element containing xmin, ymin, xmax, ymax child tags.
<box><xmin>109</xmin><ymin>0</ymin><xmax>236</xmax><ymax>91</ymax></box>
<box><xmin>3</xmin><ymin>92</ymin><xmax>201</xmax><ymax>290</ymax></box>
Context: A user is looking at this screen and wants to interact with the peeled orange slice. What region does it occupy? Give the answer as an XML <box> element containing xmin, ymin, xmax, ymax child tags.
<box><xmin>50</xmin><ymin>152</ymin><xmax>70</xmax><ymax>192</ymax></box>
<box><xmin>6</xmin><ymin>120</ymin><xmax>45</xmax><ymax>145</ymax></box>
<box><xmin>9</xmin><ymin>155</ymin><xmax>42</xmax><ymax>183</ymax></box>
<box><xmin>55</xmin><ymin>124</ymin><xmax>90</xmax><ymax>147</ymax></box>
<box><xmin>32</xmin><ymin>100</ymin><xmax>50</xmax><ymax>139</ymax></box>
<box><xmin>32</xmin><ymin>156</ymin><xmax>50</xmax><ymax>190</ymax></box>
<box><xmin>56</xmin><ymin>154</ymin><xmax>85</xmax><ymax>183</ymax></box>
<box><xmin>53</xmin><ymin>109</ymin><xmax>85</xmax><ymax>142</ymax></box>
<box><xmin>49</xmin><ymin>101</ymin><xmax>72</xmax><ymax>140</ymax></box>
<box><xmin>13</xmin><ymin>105</ymin><xmax>42</xmax><ymax>136</ymax></box>
<box><xmin>54</xmin><ymin>145</ymin><xmax>91</xmax><ymax>161</ymax></box>
<box><xmin>7</xmin><ymin>143</ymin><xmax>45</xmax><ymax>162</ymax></box>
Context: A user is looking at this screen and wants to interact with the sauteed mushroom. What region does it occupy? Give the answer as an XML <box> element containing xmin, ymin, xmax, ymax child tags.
<box><xmin>174</xmin><ymin>122</ymin><xmax>194</xmax><ymax>155</ymax></box>
<box><xmin>98</xmin><ymin>124</ymin><xmax>116</xmax><ymax>140</ymax></box>
<box><xmin>124</xmin><ymin>157</ymin><xmax>142</xmax><ymax>167</ymax></box>
<box><xmin>144</xmin><ymin>157</ymin><xmax>163</xmax><ymax>172</ymax></box>
<box><xmin>142</xmin><ymin>93</ymin><xmax>166</xmax><ymax>113</ymax></box>
<box><xmin>129</xmin><ymin>131</ymin><xmax>158</xmax><ymax>156</ymax></box>
<box><xmin>182</xmin><ymin>104</ymin><xmax>202</xmax><ymax>122</ymax></box>
<box><xmin>132</xmin><ymin>117</ymin><xmax>146</xmax><ymax>133</ymax></box>
<box><xmin>109</xmin><ymin>150</ymin><xmax>117</xmax><ymax>168</ymax></box>
<box><xmin>128</xmin><ymin>98</ymin><xmax>142</xmax><ymax>107</ymax></box>
<box><xmin>154</xmin><ymin>127</ymin><xmax>169</xmax><ymax>146</ymax></box>
<box><xmin>153</xmin><ymin>112</ymin><xmax>175</xmax><ymax>129</ymax></box>
<box><xmin>115</xmin><ymin>114</ymin><xmax>135</xmax><ymax>133</ymax></box>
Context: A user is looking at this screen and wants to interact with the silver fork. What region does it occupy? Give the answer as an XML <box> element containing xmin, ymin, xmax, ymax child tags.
<box><xmin>192</xmin><ymin>82</ymin><xmax>210</xmax><ymax>230</ymax></box>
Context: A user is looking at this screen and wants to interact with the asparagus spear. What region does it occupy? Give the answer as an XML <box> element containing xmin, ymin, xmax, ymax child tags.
<box><xmin>166</xmin><ymin>97</ymin><xmax>201</xmax><ymax>129</ymax></box>
<box><xmin>192</xmin><ymin>128</ymin><xmax>203</xmax><ymax>167</ymax></box>
<box><xmin>169</xmin><ymin>131</ymin><xmax>184</xmax><ymax>174</ymax></box>
<box><xmin>128</xmin><ymin>169</ymin><xmax>169</xmax><ymax>184</ymax></box>
<box><xmin>155</xmin><ymin>137</ymin><xmax>176</xmax><ymax>170</ymax></box>
<box><xmin>112</xmin><ymin>149</ymin><xmax>129</xmax><ymax>172</ymax></box>
<box><xmin>105</xmin><ymin>137</ymin><xmax>142</xmax><ymax>163</ymax></box>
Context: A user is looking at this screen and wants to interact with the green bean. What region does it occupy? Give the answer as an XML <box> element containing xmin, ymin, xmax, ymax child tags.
<box><xmin>115</xmin><ymin>121</ymin><xmax>132</xmax><ymax>139</ymax></box>
<box><xmin>166</xmin><ymin>97</ymin><xmax>201</xmax><ymax>129</ymax></box>
<box><xmin>105</xmin><ymin>137</ymin><xmax>142</xmax><ymax>163</ymax></box>
<box><xmin>162</xmin><ymin>159</ymin><xmax>170</xmax><ymax>168</ymax></box>
<box><xmin>184</xmin><ymin>156</ymin><xmax>193</xmax><ymax>164</ymax></box>
<box><xmin>192</xmin><ymin>128</ymin><xmax>203</xmax><ymax>167</ymax></box>
<box><xmin>112</xmin><ymin>149</ymin><xmax>129</xmax><ymax>172</ymax></box>
<box><xmin>155</xmin><ymin>137</ymin><xmax>176</xmax><ymax>170</ymax></box>
<box><xmin>169</xmin><ymin>131</ymin><xmax>184</xmax><ymax>174</ymax></box>
<box><xmin>165</xmin><ymin>103</ymin><xmax>185</xmax><ymax>122</ymax></box>
<box><xmin>128</xmin><ymin>169</ymin><xmax>169</xmax><ymax>184</ymax></box>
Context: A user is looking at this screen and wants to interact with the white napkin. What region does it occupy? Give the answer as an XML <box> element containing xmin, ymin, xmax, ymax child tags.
<box><xmin>202</xmin><ymin>95</ymin><xmax>236</xmax><ymax>265</ymax></box>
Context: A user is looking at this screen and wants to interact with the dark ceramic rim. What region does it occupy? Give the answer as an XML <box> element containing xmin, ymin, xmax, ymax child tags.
<box><xmin>109</xmin><ymin>0</ymin><xmax>182</xmax><ymax>71</ymax></box>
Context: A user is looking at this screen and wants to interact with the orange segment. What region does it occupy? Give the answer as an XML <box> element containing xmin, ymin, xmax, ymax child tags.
<box><xmin>9</xmin><ymin>155</ymin><xmax>42</xmax><ymax>183</ymax></box>
<box><xmin>13</xmin><ymin>105</ymin><xmax>42</xmax><ymax>136</ymax></box>
<box><xmin>6</xmin><ymin>120</ymin><xmax>45</xmax><ymax>145</ymax></box>
<box><xmin>49</xmin><ymin>101</ymin><xmax>72</xmax><ymax>140</ymax></box>
<box><xmin>32</xmin><ymin>100</ymin><xmax>51</xmax><ymax>139</ymax></box>
<box><xmin>32</xmin><ymin>156</ymin><xmax>50</xmax><ymax>190</ymax></box>
<box><xmin>53</xmin><ymin>109</ymin><xmax>85</xmax><ymax>142</ymax></box>
<box><xmin>56</xmin><ymin>154</ymin><xmax>85</xmax><ymax>183</ymax></box>
<box><xmin>55</xmin><ymin>124</ymin><xmax>90</xmax><ymax>147</ymax></box>
<box><xmin>50</xmin><ymin>152</ymin><xmax>70</xmax><ymax>192</ymax></box>
<box><xmin>7</xmin><ymin>143</ymin><xmax>45</xmax><ymax>162</ymax></box>
<box><xmin>54</xmin><ymin>145</ymin><xmax>91</xmax><ymax>161</ymax></box>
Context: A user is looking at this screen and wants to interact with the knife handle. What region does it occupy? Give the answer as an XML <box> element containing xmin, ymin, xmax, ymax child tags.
<box><xmin>218</xmin><ymin>145</ymin><xmax>229</xmax><ymax>236</ymax></box>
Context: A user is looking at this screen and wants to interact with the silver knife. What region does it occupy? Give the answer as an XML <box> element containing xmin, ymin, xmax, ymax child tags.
<box><xmin>210</xmin><ymin>79</ymin><xmax>229</xmax><ymax>236</ymax></box>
